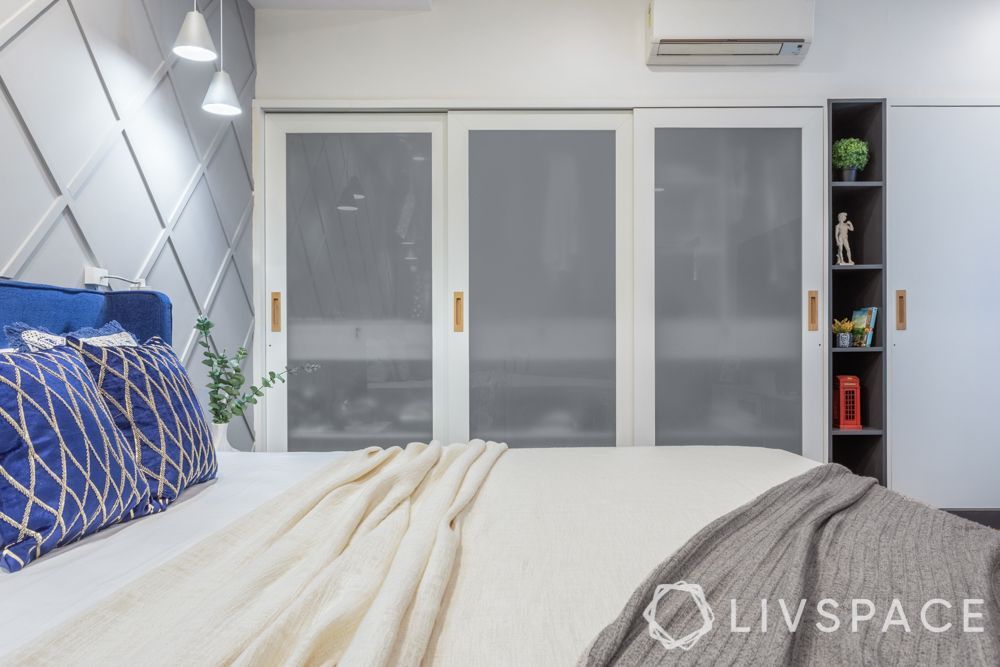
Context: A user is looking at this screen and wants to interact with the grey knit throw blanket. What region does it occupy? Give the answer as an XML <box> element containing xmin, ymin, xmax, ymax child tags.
<box><xmin>582</xmin><ymin>464</ymin><xmax>1000</xmax><ymax>666</ymax></box>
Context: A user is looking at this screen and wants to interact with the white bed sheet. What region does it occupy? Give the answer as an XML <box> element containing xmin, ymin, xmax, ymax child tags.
<box><xmin>427</xmin><ymin>446</ymin><xmax>820</xmax><ymax>666</ymax></box>
<box><xmin>0</xmin><ymin>445</ymin><xmax>818</xmax><ymax>665</ymax></box>
<box><xmin>0</xmin><ymin>451</ymin><xmax>345</xmax><ymax>659</ymax></box>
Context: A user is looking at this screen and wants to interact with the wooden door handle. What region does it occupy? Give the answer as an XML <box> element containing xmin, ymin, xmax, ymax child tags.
<box><xmin>453</xmin><ymin>291</ymin><xmax>464</xmax><ymax>332</ymax></box>
<box><xmin>896</xmin><ymin>290</ymin><xmax>907</xmax><ymax>330</ymax></box>
<box><xmin>807</xmin><ymin>290</ymin><xmax>819</xmax><ymax>331</ymax></box>
<box><xmin>271</xmin><ymin>292</ymin><xmax>282</xmax><ymax>332</ymax></box>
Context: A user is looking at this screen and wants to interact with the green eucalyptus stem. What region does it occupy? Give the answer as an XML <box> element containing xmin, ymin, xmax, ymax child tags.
<box><xmin>195</xmin><ymin>316</ymin><xmax>317</xmax><ymax>425</ymax></box>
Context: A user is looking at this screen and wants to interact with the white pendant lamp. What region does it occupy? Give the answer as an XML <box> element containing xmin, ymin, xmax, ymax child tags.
<box><xmin>202</xmin><ymin>0</ymin><xmax>242</xmax><ymax>116</ymax></box>
<box><xmin>203</xmin><ymin>71</ymin><xmax>241</xmax><ymax>116</ymax></box>
<box><xmin>173</xmin><ymin>2</ymin><xmax>217</xmax><ymax>62</ymax></box>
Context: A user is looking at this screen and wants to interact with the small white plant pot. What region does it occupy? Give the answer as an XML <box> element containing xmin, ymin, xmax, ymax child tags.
<box><xmin>213</xmin><ymin>422</ymin><xmax>238</xmax><ymax>452</ymax></box>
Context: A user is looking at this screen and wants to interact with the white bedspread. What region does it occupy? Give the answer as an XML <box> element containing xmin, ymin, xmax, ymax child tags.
<box><xmin>1</xmin><ymin>444</ymin><xmax>818</xmax><ymax>665</ymax></box>
<box><xmin>427</xmin><ymin>445</ymin><xmax>819</xmax><ymax>666</ymax></box>
<box><xmin>0</xmin><ymin>451</ymin><xmax>345</xmax><ymax>659</ymax></box>
<box><xmin>4</xmin><ymin>441</ymin><xmax>505</xmax><ymax>667</ymax></box>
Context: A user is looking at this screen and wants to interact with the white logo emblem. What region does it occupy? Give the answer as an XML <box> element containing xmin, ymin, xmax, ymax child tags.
<box><xmin>643</xmin><ymin>581</ymin><xmax>715</xmax><ymax>651</ymax></box>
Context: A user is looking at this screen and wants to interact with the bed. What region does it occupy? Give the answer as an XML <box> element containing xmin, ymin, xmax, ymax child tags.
<box><xmin>1</xmin><ymin>279</ymin><xmax>996</xmax><ymax>666</ymax></box>
<box><xmin>0</xmin><ymin>442</ymin><xmax>814</xmax><ymax>663</ymax></box>
<box><xmin>0</xmin><ymin>450</ymin><xmax>346</xmax><ymax>657</ymax></box>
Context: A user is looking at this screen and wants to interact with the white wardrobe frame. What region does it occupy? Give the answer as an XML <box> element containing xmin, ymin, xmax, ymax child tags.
<box><xmin>260</xmin><ymin>113</ymin><xmax>448</xmax><ymax>452</ymax></box>
<box><xmin>632</xmin><ymin>108</ymin><xmax>827</xmax><ymax>460</ymax></box>
<box><xmin>257</xmin><ymin>106</ymin><xmax>827</xmax><ymax>459</ymax></box>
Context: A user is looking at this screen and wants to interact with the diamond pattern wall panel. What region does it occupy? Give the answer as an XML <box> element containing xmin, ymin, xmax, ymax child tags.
<box><xmin>1</xmin><ymin>0</ymin><xmax>257</xmax><ymax>449</ymax></box>
<box><xmin>73</xmin><ymin>138</ymin><xmax>164</xmax><ymax>278</ymax></box>
<box><xmin>0</xmin><ymin>93</ymin><xmax>58</xmax><ymax>272</ymax></box>
<box><xmin>16</xmin><ymin>214</ymin><xmax>90</xmax><ymax>288</ymax></box>
<box><xmin>72</xmin><ymin>0</ymin><xmax>163</xmax><ymax>114</ymax></box>
<box><xmin>206</xmin><ymin>126</ymin><xmax>252</xmax><ymax>241</ymax></box>
<box><xmin>234</xmin><ymin>221</ymin><xmax>253</xmax><ymax>297</ymax></box>
<box><xmin>172</xmin><ymin>177</ymin><xmax>230</xmax><ymax>308</ymax></box>
<box><xmin>125</xmin><ymin>76</ymin><xmax>202</xmax><ymax>221</ymax></box>
<box><xmin>208</xmin><ymin>259</ymin><xmax>252</xmax><ymax>357</ymax></box>
<box><xmin>0</xmin><ymin>1</ymin><xmax>117</xmax><ymax>189</ymax></box>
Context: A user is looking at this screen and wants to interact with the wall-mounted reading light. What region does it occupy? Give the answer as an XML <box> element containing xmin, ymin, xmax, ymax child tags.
<box><xmin>201</xmin><ymin>0</ymin><xmax>242</xmax><ymax>116</ymax></box>
<box><xmin>173</xmin><ymin>2</ymin><xmax>217</xmax><ymax>62</ymax></box>
<box><xmin>84</xmin><ymin>266</ymin><xmax>147</xmax><ymax>290</ymax></box>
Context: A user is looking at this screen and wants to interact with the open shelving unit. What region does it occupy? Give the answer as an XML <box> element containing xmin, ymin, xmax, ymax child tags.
<box><xmin>828</xmin><ymin>99</ymin><xmax>887</xmax><ymax>485</ymax></box>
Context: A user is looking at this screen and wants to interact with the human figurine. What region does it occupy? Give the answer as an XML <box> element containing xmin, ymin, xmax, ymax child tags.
<box><xmin>835</xmin><ymin>212</ymin><xmax>855</xmax><ymax>266</ymax></box>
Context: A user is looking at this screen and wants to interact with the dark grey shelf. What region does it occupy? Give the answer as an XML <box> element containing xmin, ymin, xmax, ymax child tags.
<box><xmin>832</xmin><ymin>263</ymin><xmax>883</xmax><ymax>271</ymax></box>
<box><xmin>833</xmin><ymin>428</ymin><xmax>884</xmax><ymax>436</ymax></box>
<box><xmin>829</xmin><ymin>98</ymin><xmax>887</xmax><ymax>487</ymax></box>
<box><xmin>832</xmin><ymin>181</ymin><xmax>883</xmax><ymax>188</ymax></box>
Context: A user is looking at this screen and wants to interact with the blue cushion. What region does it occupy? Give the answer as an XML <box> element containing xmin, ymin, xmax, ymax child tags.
<box><xmin>70</xmin><ymin>337</ymin><xmax>217</xmax><ymax>506</ymax></box>
<box><xmin>0</xmin><ymin>347</ymin><xmax>153</xmax><ymax>572</ymax></box>
<box><xmin>4</xmin><ymin>320</ymin><xmax>136</xmax><ymax>352</ymax></box>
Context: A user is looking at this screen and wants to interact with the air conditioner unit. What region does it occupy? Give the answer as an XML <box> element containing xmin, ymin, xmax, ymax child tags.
<box><xmin>647</xmin><ymin>0</ymin><xmax>814</xmax><ymax>66</ymax></box>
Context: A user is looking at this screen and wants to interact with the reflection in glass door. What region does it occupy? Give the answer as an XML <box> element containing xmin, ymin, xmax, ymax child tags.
<box><xmin>656</xmin><ymin>128</ymin><xmax>801</xmax><ymax>452</ymax></box>
<box><xmin>448</xmin><ymin>113</ymin><xmax>633</xmax><ymax>448</ymax></box>
<box><xmin>264</xmin><ymin>115</ymin><xmax>444</xmax><ymax>452</ymax></box>
<box><xmin>634</xmin><ymin>109</ymin><xmax>824</xmax><ymax>459</ymax></box>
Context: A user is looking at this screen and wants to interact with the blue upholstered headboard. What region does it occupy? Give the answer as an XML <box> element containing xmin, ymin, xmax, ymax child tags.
<box><xmin>0</xmin><ymin>279</ymin><xmax>173</xmax><ymax>346</ymax></box>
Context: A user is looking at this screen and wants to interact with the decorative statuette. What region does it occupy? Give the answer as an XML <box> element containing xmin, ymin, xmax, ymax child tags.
<box><xmin>835</xmin><ymin>212</ymin><xmax>855</xmax><ymax>266</ymax></box>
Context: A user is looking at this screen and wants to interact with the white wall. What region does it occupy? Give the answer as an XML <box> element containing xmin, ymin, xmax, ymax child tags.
<box><xmin>255</xmin><ymin>0</ymin><xmax>1000</xmax><ymax>105</ymax></box>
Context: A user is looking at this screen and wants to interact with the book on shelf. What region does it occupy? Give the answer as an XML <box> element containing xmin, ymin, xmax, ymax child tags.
<box><xmin>851</xmin><ymin>307</ymin><xmax>878</xmax><ymax>347</ymax></box>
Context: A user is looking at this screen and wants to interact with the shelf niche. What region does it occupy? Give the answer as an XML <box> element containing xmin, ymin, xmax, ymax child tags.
<box><xmin>831</xmin><ymin>186</ymin><xmax>883</xmax><ymax>266</ymax></box>
<box><xmin>828</xmin><ymin>99</ymin><xmax>888</xmax><ymax>486</ymax></box>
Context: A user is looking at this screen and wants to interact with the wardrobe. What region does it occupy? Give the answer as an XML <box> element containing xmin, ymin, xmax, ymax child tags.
<box><xmin>888</xmin><ymin>104</ymin><xmax>1000</xmax><ymax>513</ymax></box>
<box><xmin>256</xmin><ymin>105</ymin><xmax>997</xmax><ymax>514</ymax></box>
<box><xmin>260</xmin><ymin>108</ymin><xmax>824</xmax><ymax>458</ymax></box>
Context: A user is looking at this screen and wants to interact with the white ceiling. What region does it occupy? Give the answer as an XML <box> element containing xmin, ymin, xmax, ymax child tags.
<box><xmin>248</xmin><ymin>0</ymin><xmax>430</xmax><ymax>9</ymax></box>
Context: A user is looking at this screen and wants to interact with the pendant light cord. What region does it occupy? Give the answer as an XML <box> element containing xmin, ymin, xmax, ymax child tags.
<box><xmin>219</xmin><ymin>0</ymin><xmax>225</xmax><ymax>70</ymax></box>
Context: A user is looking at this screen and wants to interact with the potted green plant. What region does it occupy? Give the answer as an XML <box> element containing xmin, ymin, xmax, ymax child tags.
<box><xmin>832</xmin><ymin>318</ymin><xmax>853</xmax><ymax>348</ymax></box>
<box><xmin>195</xmin><ymin>316</ymin><xmax>317</xmax><ymax>451</ymax></box>
<box><xmin>832</xmin><ymin>138</ymin><xmax>869</xmax><ymax>182</ymax></box>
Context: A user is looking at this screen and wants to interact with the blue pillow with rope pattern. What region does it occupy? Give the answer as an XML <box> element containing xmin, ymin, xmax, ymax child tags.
<box><xmin>69</xmin><ymin>337</ymin><xmax>217</xmax><ymax>507</ymax></box>
<box><xmin>0</xmin><ymin>347</ymin><xmax>153</xmax><ymax>572</ymax></box>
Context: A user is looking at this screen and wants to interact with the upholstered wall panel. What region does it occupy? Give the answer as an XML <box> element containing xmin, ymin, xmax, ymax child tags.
<box><xmin>0</xmin><ymin>0</ymin><xmax>256</xmax><ymax>450</ymax></box>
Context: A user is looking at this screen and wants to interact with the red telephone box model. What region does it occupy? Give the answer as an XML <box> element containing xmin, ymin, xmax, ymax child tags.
<box><xmin>833</xmin><ymin>375</ymin><xmax>863</xmax><ymax>430</ymax></box>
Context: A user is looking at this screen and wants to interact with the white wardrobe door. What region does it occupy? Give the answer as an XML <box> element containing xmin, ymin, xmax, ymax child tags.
<box><xmin>889</xmin><ymin>106</ymin><xmax>1000</xmax><ymax>508</ymax></box>
<box><xmin>447</xmin><ymin>112</ymin><xmax>634</xmax><ymax>448</ymax></box>
<box><xmin>634</xmin><ymin>108</ymin><xmax>825</xmax><ymax>459</ymax></box>
<box><xmin>263</xmin><ymin>114</ymin><xmax>446</xmax><ymax>452</ymax></box>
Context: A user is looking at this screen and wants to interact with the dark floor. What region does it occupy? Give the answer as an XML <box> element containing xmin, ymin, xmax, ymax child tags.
<box><xmin>945</xmin><ymin>509</ymin><xmax>1000</xmax><ymax>530</ymax></box>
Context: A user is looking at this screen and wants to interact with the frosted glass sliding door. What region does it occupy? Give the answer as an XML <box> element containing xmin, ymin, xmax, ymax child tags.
<box><xmin>634</xmin><ymin>109</ymin><xmax>825</xmax><ymax>459</ymax></box>
<box><xmin>448</xmin><ymin>113</ymin><xmax>633</xmax><ymax>447</ymax></box>
<box><xmin>264</xmin><ymin>115</ymin><xmax>445</xmax><ymax>452</ymax></box>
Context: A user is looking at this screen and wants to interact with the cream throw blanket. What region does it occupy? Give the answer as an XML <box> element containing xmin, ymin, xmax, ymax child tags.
<box><xmin>7</xmin><ymin>440</ymin><xmax>506</xmax><ymax>667</ymax></box>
